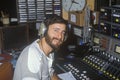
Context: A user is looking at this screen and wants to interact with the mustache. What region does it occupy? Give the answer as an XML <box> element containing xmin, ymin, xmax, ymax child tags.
<box><xmin>53</xmin><ymin>37</ymin><xmax>63</xmax><ymax>42</ymax></box>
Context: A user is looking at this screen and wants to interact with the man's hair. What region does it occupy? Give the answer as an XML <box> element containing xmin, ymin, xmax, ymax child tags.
<box><xmin>44</xmin><ymin>14</ymin><xmax>68</xmax><ymax>30</ymax></box>
<box><xmin>43</xmin><ymin>14</ymin><xmax>68</xmax><ymax>41</ymax></box>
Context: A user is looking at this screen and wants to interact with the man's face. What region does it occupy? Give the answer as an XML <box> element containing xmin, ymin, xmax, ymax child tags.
<box><xmin>45</xmin><ymin>23</ymin><xmax>66</xmax><ymax>50</ymax></box>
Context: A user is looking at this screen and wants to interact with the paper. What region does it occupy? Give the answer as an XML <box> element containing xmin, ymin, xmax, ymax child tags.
<box><xmin>70</xmin><ymin>14</ymin><xmax>76</xmax><ymax>23</ymax></box>
<box><xmin>58</xmin><ymin>71</ymin><xmax>76</xmax><ymax>80</ymax></box>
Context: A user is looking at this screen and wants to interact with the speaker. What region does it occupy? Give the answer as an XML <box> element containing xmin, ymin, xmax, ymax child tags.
<box><xmin>38</xmin><ymin>22</ymin><xmax>68</xmax><ymax>41</ymax></box>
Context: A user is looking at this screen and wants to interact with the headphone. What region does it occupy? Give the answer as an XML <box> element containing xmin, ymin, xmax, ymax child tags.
<box><xmin>38</xmin><ymin>22</ymin><xmax>47</xmax><ymax>38</ymax></box>
<box><xmin>38</xmin><ymin>22</ymin><xmax>68</xmax><ymax>42</ymax></box>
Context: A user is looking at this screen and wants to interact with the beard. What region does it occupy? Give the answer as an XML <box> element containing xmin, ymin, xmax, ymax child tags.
<box><xmin>45</xmin><ymin>33</ymin><xmax>63</xmax><ymax>51</ymax></box>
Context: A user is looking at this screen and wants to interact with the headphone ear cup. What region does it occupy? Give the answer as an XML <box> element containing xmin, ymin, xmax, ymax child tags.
<box><xmin>64</xmin><ymin>33</ymin><xmax>68</xmax><ymax>42</ymax></box>
<box><xmin>38</xmin><ymin>22</ymin><xmax>47</xmax><ymax>37</ymax></box>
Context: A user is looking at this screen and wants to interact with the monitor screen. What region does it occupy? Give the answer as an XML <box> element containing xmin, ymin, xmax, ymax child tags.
<box><xmin>114</xmin><ymin>45</ymin><xmax>120</xmax><ymax>54</ymax></box>
<box><xmin>93</xmin><ymin>37</ymin><xmax>100</xmax><ymax>44</ymax></box>
<box><xmin>73</xmin><ymin>27</ymin><xmax>83</xmax><ymax>37</ymax></box>
<box><xmin>3</xmin><ymin>25</ymin><xmax>28</xmax><ymax>51</ymax></box>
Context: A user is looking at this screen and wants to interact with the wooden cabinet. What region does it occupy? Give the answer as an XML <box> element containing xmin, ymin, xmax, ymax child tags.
<box><xmin>27</xmin><ymin>22</ymin><xmax>38</xmax><ymax>43</ymax></box>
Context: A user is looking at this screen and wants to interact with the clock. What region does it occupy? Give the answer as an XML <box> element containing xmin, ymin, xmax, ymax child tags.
<box><xmin>62</xmin><ymin>0</ymin><xmax>86</xmax><ymax>12</ymax></box>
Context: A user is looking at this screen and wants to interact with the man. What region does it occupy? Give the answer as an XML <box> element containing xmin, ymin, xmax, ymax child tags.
<box><xmin>13</xmin><ymin>14</ymin><xmax>68</xmax><ymax>80</ymax></box>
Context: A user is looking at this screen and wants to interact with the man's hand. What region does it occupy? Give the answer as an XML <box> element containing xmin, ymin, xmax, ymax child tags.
<box><xmin>51</xmin><ymin>73</ymin><xmax>62</xmax><ymax>80</ymax></box>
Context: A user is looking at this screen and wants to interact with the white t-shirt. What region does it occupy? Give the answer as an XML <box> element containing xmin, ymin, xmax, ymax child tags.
<box><xmin>13</xmin><ymin>39</ymin><xmax>54</xmax><ymax>80</ymax></box>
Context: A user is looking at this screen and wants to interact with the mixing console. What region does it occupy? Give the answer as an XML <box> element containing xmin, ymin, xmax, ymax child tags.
<box><xmin>82</xmin><ymin>49</ymin><xmax>120</xmax><ymax>80</ymax></box>
<box><xmin>55</xmin><ymin>59</ymin><xmax>109</xmax><ymax>80</ymax></box>
<box><xmin>55</xmin><ymin>46</ymin><xmax>120</xmax><ymax>80</ymax></box>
